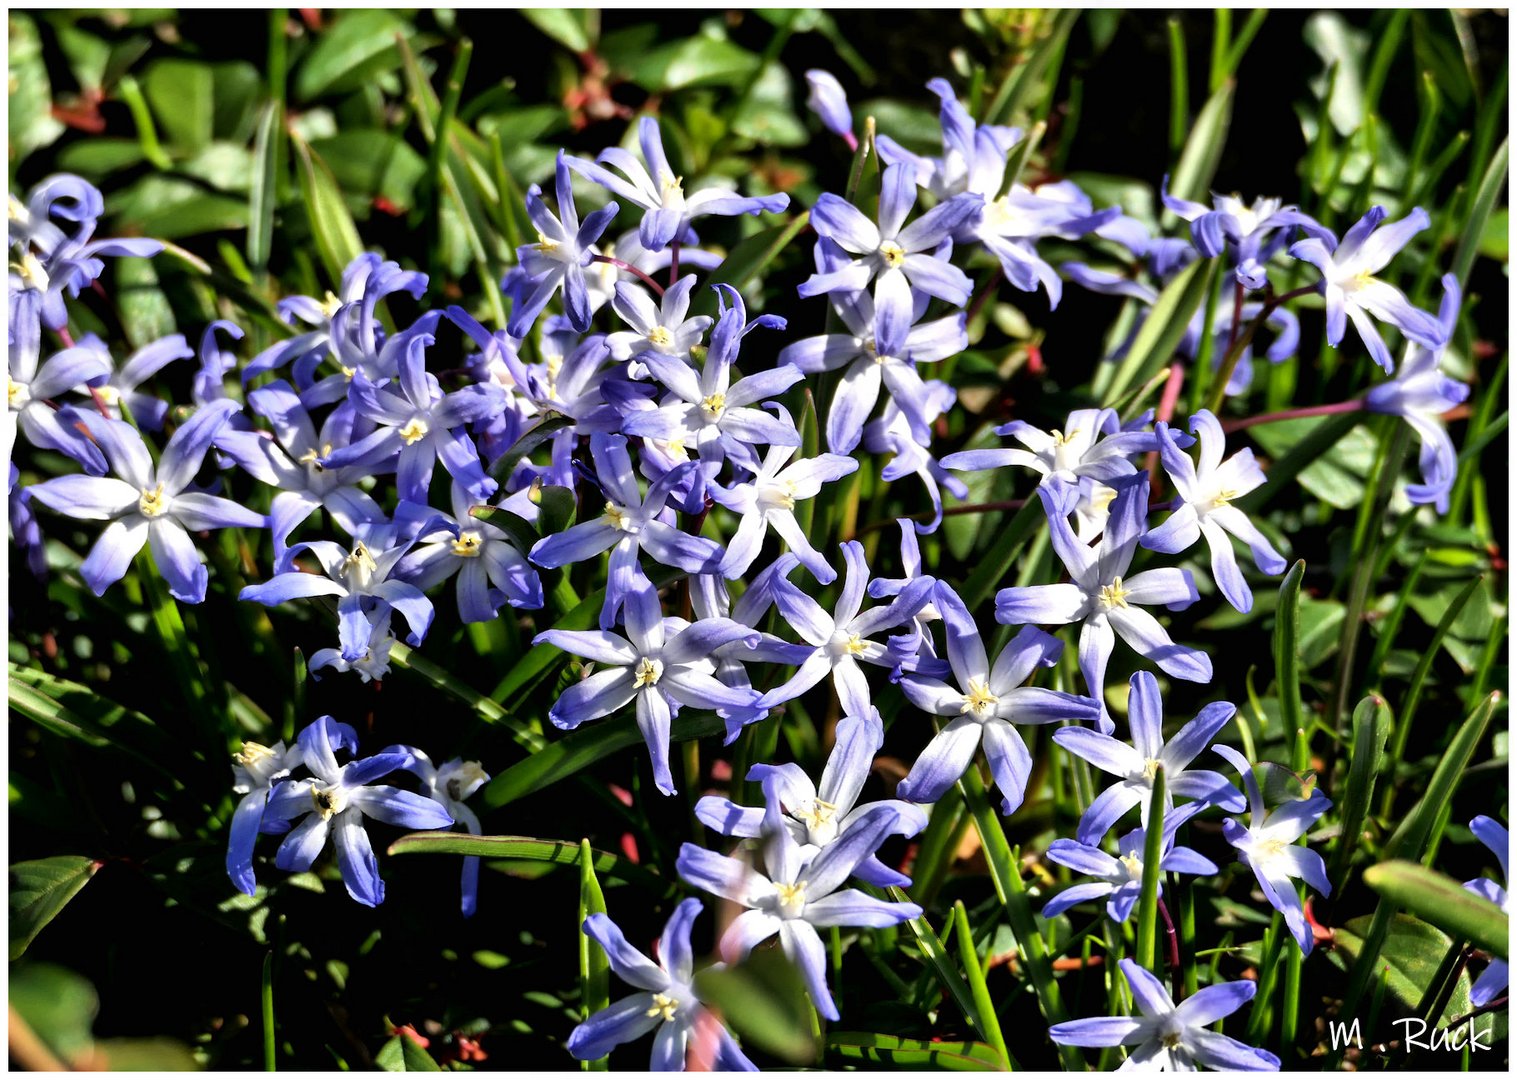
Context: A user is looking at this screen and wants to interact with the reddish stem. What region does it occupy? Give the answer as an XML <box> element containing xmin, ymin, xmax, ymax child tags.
<box><xmin>668</xmin><ymin>239</ymin><xmax>681</xmax><ymax>287</ymax></box>
<box><xmin>591</xmin><ymin>254</ymin><xmax>665</xmax><ymax>297</ymax></box>
<box><xmin>964</xmin><ymin>266</ymin><xmax>1003</xmax><ymax>326</ymax></box>
<box><xmin>1222</xmin><ymin>399</ymin><xmax>1364</xmax><ymax>433</ymax></box>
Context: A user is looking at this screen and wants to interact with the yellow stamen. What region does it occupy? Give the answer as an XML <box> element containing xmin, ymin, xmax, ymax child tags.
<box><xmin>878</xmin><ymin>241</ymin><xmax>906</xmax><ymax>269</ymax></box>
<box><xmin>1097</xmin><ymin>577</ymin><xmax>1130</xmax><ymax>609</ymax></box>
<box><xmin>344</xmin><ymin>542</ymin><xmax>378</xmax><ymax>584</ymax></box>
<box><xmin>318</xmin><ymin>291</ymin><xmax>343</xmax><ymax>318</ymax></box>
<box><xmin>700</xmin><ymin>392</ymin><xmax>726</xmax><ymax>418</ymax></box>
<box><xmin>1210</xmin><ymin>488</ymin><xmax>1240</xmax><ymax>509</ymax></box>
<box><xmin>647</xmin><ymin>325</ymin><xmax>674</xmax><ymax>350</ymax></box>
<box><xmin>399</xmin><ymin>417</ymin><xmax>429</xmax><ymax>445</ymax></box>
<box><xmin>646</xmin><ymin>992</ymin><xmax>680</xmax><ymax>1022</ymax></box>
<box><xmin>138</xmin><ymin>483</ymin><xmax>168</xmax><ymax>518</ymax></box>
<box><xmin>961</xmin><ymin>678</ymin><xmax>999</xmax><ymax>718</ymax></box>
<box><xmin>774</xmin><ymin>880</ymin><xmax>807</xmax><ymax>914</ymax></box>
<box><xmin>7</xmin><ymin>378</ymin><xmax>24</xmax><ymax>409</ymax></box>
<box><xmin>1141</xmin><ymin>757</ymin><xmax>1161</xmax><ymax>781</ymax></box>
<box><xmin>309</xmin><ymin>785</ymin><xmax>346</xmax><ymax>821</ymax></box>
<box><xmin>233</xmin><ymin>741</ymin><xmax>276</xmax><ymax>769</ymax></box>
<box><xmin>451</xmin><ymin>530</ymin><xmax>484</xmax><ymax>558</ymax></box>
<box><xmin>1051</xmin><ymin>428</ymin><xmax>1081</xmax><ymax>447</ymax></box>
<box><xmin>532</xmin><ymin>232</ymin><xmax>560</xmax><ymax>253</ymax></box>
<box><xmin>604</xmin><ymin>502</ymin><xmax>630</xmax><ymax>530</ymax></box>
<box><xmin>797</xmin><ymin>799</ymin><xmax>837</xmax><ymax>831</ymax></box>
<box><xmin>633</xmin><ymin>657</ymin><xmax>664</xmax><ymax>688</ymax></box>
<box><xmin>841</xmin><ymin>633</ymin><xmax>866</xmax><ymax>656</ymax></box>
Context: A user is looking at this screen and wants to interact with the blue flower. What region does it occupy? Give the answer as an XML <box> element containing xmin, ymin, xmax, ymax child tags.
<box><xmin>1161</xmin><ymin>179</ymin><xmax>1332</xmax><ymax>291</ymax></box>
<box><xmin>695</xmin><ymin>708</ymin><xmax>927</xmax><ymax>889</ymax></box>
<box><xmin>8</xmin><ymin>174</ymin><xmax>163</xmax><ymax>332</ymax></box>
<box><xmin>619</xmin><ymin>285</ymin><xmax>800</xmax><ymax>476</ymax></box>
<box><xmin>971</xmin><ymin>180</ymin><xmax>1118</xmax><ymax>309</ymax></box>
<box><xmin>380</xmin><ymin>748</ymin><xmax>490</xmax><ymax>917</ymax></box>
<box><xmin>758</xmin><ymin>541</ymin><xmax>935</xmax><ymax>720</ymax></box>
<box><xmin>1053</xmin><ymin>671</ymin><xmax>1244</xmax><ymax>844</ymax></box>
<box><xmin>533</xmin><ymin>574</ymin><xmax>762</xmax><ymax>794</ymax></box>
<box><xmin>226</xmin><ymin>735</ymin><xmax>313</xmax><ymax>896</ymax></box>
<box><xmin>897</xmin><ymin>585</ymin><xmax>1100</xmax><ymax>814</ymax></box>
<box><xmin>8</xmin><ymin>290</ymin><xmax>111</xmax><ymax>472</ymax></box>
<box><xmin>861</xmin><ymin>379</ymin><xmax>967</xmax><ymax>533</ymax></box>
<box><xmin>995</xmin><ymin>476</ymin><xmax>1210</xmax><ymax>725</ymax></box>
<box><xmin>1463</xmin><ymin>815</ymin><xmax>1509</xmax><ymax>1007</ymax></box>
<box><xmin>1049</xmin><ymin>958</ymin><xmax>1280</xmax><ymax>1070</ymax></box>
<box><xmin>529</xmin><ymin>434</ymin><xmax>721</xmax><ymax>628</ymax></box>
<box><xmin>941</xmin><ymin>406</ymin><xmax>1162</xmax><ymax>490</ymax></box>
<box><xmin>677</xmin><ymin>799</ymin><xmax>922</xmax><ymax>1021</ymax></box>
<box><xmin>82</xmin><ymin>331</ymin><xmax>194</xmax><ymax>432</ymax></box>
<box><xmin>395</xmin><ymin>482</ymin><xmax>543</xmax><ymax>623</ymax></box>
<box><xmin>877</xmin><ymin>78</ymin><xmax>1021</xmax><ymax>202</ymax></box>
<box><xmin>1144</xmin><ymin>409</ymin><xmax>1287</xmax><ymax>614</ymax></box>
<box><xmin>780</xmin><ymin>242</ymin><xmax>967</xmax><ymax>454</ymax></box>
<box><xmin>799</xmin><ymin>161</ymin><xmax>983</xmax><ymax>338</ymax></box>
<box><xmin>27</xmin><ymin>399</ymin><xmax>266</xmax><ymax>601</ymax></box>
<box><xmin>565</xmin><ymin>116</ymin><xmax>789</xmax><ymax>253</ymax></box>
<box><xmin>241</xmin><ymin>536</ymin><xmax>435</xmax><ymax>661</ymax></box>
<box><xmin>605</xmin><ymin>275</ymin><xmax>711</xmax><ymax>363</ymax></box>
<box><xmin>1041</xmin><ymin>807</ymin><xmax>1217</xmax><ymax>923</ymax></box>
<box><xmin>804</xmin><ymin>70</ymin><xmax>856</xmax><ymax>150</ymax></box>
<box><xmin>262</xmin><ymin>717</ymin><xmax>454</xmax><ymax>907</ymax></box>
<box><xmin>567</xmin><ymin>899</ymin><xmax>756</xmax><ymax>1071</ymax></box>
<box><xmin>511</xmin><ymin>151</ymin><xmax>620</xmax><ymax>337</ymax></box>
<box><xmin>1288</xmin><ymin>206</ymin><xmax>1446</xmax><ymax>372</ymax></box>
<box><xmin>1363</xmin><ymin>274</ymin><xmax>1470</xmax><ymax>512</ymax></box>
<box><xmin>322</xmin><ymin>324</ymin><xmax>504</xmax><ymax>504</ymax></box>
<box><xmin>708</xmin><ymin>436</ymin><xmax>859</xmax><ymax>585</ymax></box>
<box><xmin>1214</xmin><ymin>745</ymin><xmax>1332</xmax><ymax>956</ymax></box>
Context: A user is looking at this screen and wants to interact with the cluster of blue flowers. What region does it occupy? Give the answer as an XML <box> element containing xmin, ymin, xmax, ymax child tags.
<box><xmin>7</xmin><ymin>66</ymin><xmax>1498</xmax><ymax>1072</ymax></box>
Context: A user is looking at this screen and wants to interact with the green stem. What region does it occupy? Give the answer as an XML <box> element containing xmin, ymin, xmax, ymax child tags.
<box><xmin>1135</xmin><ymin>767</ymin><xmax>1167</xmax><ymax>972</ymax></box>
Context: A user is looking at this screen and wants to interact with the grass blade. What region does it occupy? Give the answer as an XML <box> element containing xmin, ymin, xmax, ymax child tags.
<box><xmin>1329</xmin><ymin>694</ymin><xmax>1392</xmax><ymax>893</ymax></box>
<box><xmin>1134</xmin><ymin>766</ymin><xmax>1167</xmax><ymax>972</ymax></box>
<box><xmin>1273</xmin><ymin>560</ymin><xmax>1306</xmax><ymax>764</ymax></box>
<box><xmin>578</xmin><ymin>838</ymin><xmax>610</xmax><ymax>1071</ymax></box>
<box><xmin>951</xmin><ymin>901</ymin><xmax>1013</xmax><ymax>1069</ymax></box>
<box><xmin>1363</xmin><ymin>860</ymin><xmax>1508</xmax><ymax>958</ymax></box>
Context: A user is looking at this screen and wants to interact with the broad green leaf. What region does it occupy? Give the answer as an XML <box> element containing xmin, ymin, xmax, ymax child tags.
<box><xmin>691</xmin><ymin>212</ymin><xmax>811</xmax><ymax>318</ymax></box>
<box><xmin>312</xmin><ymin>131</ymin><xmax>427</xmax><ymax>212</ymax></box>
<box><xmin>293</xmin><ymin>136</ymin><xmax>364</xmax><ymax>288</ymax></box>
<box><xmin>629</xmin><ymin>36</ymin><xmax>761</xmax><ymax>92</ymax></box>
<box><xmin>143</xmin><ymin>58</ymin><xmax>215</xmax><ymax>153</ymax></box>
<box><xmin>375</xmin><ymin>1033</ymin><xmax>441</xmax><ymax>1072</ymax></box>
<box><xmin>1304</xmin><ymin>12</ymin><xmax>1369</xmax><ymax>135</ymax></box>
<box><xmin>248</xmin><ymin>102</ymin><xmax>282</xmax><ymax>274</ymax></box>
<box><xmin>7</xmin><ymin>662</ymin><xmax>180</xmax><ymax>777</ymax></box>
<box><xmin>1364</xmin><ymin>861</ymin><xmax>1509</xmax><ymax>958</ymax></box>
<box><xmin>293</xmin><ymin>9</ymin><xmax>410</xmax><ymax>102</ymax></box>
<box><xmin>210</xmin><ymin>60</ymin><xmax>262</xmax><ymax>143</ymax></box>
<box><xmin>55</xmin><ymin>138</ymin><xmax>147</xmax><ymax>178</ymax></box>
<box><xmin>8</xmin><ymin>13</ymin><xmax>66</xmax><ymax>166</ymax></box>
<box><xmin>693</xmin><ymin>946</ymin><xmax>816</xmax><ymax>1065</ymax></box>
<box><xmin>1334</xmin><ymin>913</ymin><xmax>1473</xmax><ymax>1018</ymax></box>
<box><xmin>111</xmin><ymin>175</ymin><xmax>250</xmax><ymax>241</ymax></box>
<box><xmin>1249</xmin><ymin>416</ymin><xmax>1376</xmax><ymax>510</ymax></box>
<box><xmin>827</xmin><ymin>1033</ymin><xmax>1004</xmax><ymax>1071</ymax></box>
<box><xmin>10</xmin><ymin>856</ymin><xmax>100</xmax><ymax>960</ymax></box>
<box><xmin>522</xmin><ymin>8</ymin><xmax>596</xmax><ymax>53</ymax></box>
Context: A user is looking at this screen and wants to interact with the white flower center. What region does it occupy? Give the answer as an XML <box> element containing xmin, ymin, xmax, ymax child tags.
<box><xmin>646</xmin><ymin>325</ymin><xmax>675</xmax><ymax>350</ymax></box>
<box><xmin>138</xmin><ymin>483</ymin><xmax>170</xmax><ymax>518</ymax></box>
<box><xmin>828</xmin><ymin>630</ymin><xmax>868</xmax><ymax>658</ymax></box>
<box><xmin>700</xmin><ymin>392</ymin><xmax>726</xmax><ymax>420</ymax></box>
<box><xmin>633</xmin><ymin>657</ymin><xmax>664</xmax><ymax>688</ymax></box>
<box><xmin>343</xmin><ymin>542</ymin><xmax>379</xmax><ymax>590</ymax></box>
<box><xmin>961</xmin><ymin>678</ymin><xmax>999</xmax><ymax>718</ymax></box>
<box><xmin>7</xmin><ymin>377</ymin><xmax>29</xmax><ymax>411</ymax></box>
<box><xmin>877</xmin><ymin>241</ymin><xmax>906</xmax><ymax>269</ymax></box>
<box><xmin>646</xmin><ymin>992</ymin><xmax>680</xmax><ymax>1023</ymax></box>
<box><xmin>309</xmin><ymin>783</ymin><xmax>348</xmax><ymax>820</ymax></box>
<box><xmin>774</xmin><ymin>880</ymin><xmax>808</xmax><ymax>918</ymax></box>
<box><xmin>757</xmin><ymin>480</ymin><xmax>797</xmax><ymax>512</ymax></box>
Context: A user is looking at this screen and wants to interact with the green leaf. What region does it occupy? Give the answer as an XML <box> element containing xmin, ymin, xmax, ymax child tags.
<box><xmin>1451</xmin><ymin>136</ymin><xmax>1508</xmax><ymax>290</ymax></box>
<box><xmin>951</xmin><ymin>902</ymin><xmax>1012</xmax><ymax>1068</ymax></box>
<box><xmin>1100</xmin><ymin>257</ymin><xmax>1215</xmax><ymax>405</ymax></box>
<box><xmin>826</xmin><ymin>1032</ymin><xmax>1004</xmax><ymax>1071</ymax></box>
<box><xmin>694</xmin><ymin>944</ymin><xmax>817</xmax><ymax>1065</ymax></box>
<box><xmin>535</xmin><ymin>485</ymin><xmax>577</xmax><ymax>538</ymax></box>
<box><xmin>1304</xmin><ymin>13</ymin><xmax>1369</xmax><ymax>135</ymax></box>
<box><xmin>1334</xmin><ymin>913</ymin><xmax>1473</xmax><ymax>1018</ymax></box>
<box><xmin>111</xmin><ymin>175</ymin><xmax>250</xmax><ymax>241</ymax></box>
<box><xmin>8</xmin><ymin>13</ymin><xmax>66</xmax><ymax>165</ymax></box>
<box><xmin>1167</xmin><ymin>81</ymin><xmax>1235</xmax><ymax>206</ymax></box>
<box><xmin>891</xmin><ymin>890</ymin><xmax>984</xmax><ymax>1040</ymax></box>
<box><xmin>1329</xmin><ymin>694</ymin><xmax>1391</xmax><ymax>891</ymax></box>
<box><xmin>294</xmin><ymin>9</ymin><xmax>410</xmax><ymax>102</ymax></box>
<box><xmin>1248</xmin><ymin>415</ymin><xmax>1373</xmax><ymax>510</ymax></box>
<box><xmin>489</xmin><ymin>415</ymin><xmax>574</xmax><ymax>481</ymax></box>
<box><xmin>143</xmin><ymin>58</ymin><xmax>214</xmax><ymax>153</ymax></box>
<box><xmin>628</xmin><ymin>36</ymin><xmax>761</xmax><ymax>92</ymax></box>
<box><xmin>248</xmin><ymin>102</ymin><xmax>282</xmax><ymax>275</ymax></box>
<box><xmin>477</xmin><ymin>711</ymin><xmax>725</xmax><ymax>811</ymax></box>
<box><xmin>1274</xmin><ymin>560</ymin><xmax>1306</xmax><ymax>763</ymax></box>
<box><xmin>1364</xmin><ymin>861</ymin><xmax>1509</xmax><ymax>959</ymax></box>
<box><xmin>375</xmin><ymin>1033</ymin><xmax>441</xmax><ymax>1072</ymax></box>
<box><xmin>690</xmin><ymin>212</ymin><xmax>812</xmax><ymax>318</ymax></box>
<box><xmin>387</xmin><ymin>832</ymin><xmax>665</xmax><ymax>894</ymax></box>
<box><xmin>577</xmin><ymin>839</ymin><xmax>610</xmax><ymax>1070</ymax></box>
<box><xmin>522</xmin><ymin>8</ymin><xmax>596</xmax><ymax>53</ymax></box>
<box><xmin>293</xmin><ymin>135</ymin><xmax>364</xmax><ymax>288</ymax></box>
<box><xmin>7</xmin><ymin>663</ymin><xmax>180</xmax><ymax>778</ymax></box>
<box><xmin>9</xmin><ymin>963</ymin><xmax>98</xmax><ymax>1063</ymax></box>
<box><xmin>10</xmin><ymin>856</ymin><xmax>100</xmax><ymax>961</ymax></box>
<box><xmin>313</xmin><ymin>131</ymin><xmax>427</xmax><ymax>212</ymax></box>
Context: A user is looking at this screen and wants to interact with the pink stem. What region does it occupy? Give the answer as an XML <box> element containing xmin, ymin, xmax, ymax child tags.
<box><xmin>591</xmin><ymin>254</ymin><xmax>665</xmax><ymax>297</ymax></box>
<box><xmin>668</xmin><ymin>239</ymin><xmax>681</xmax><ymax>287</ymax></box>
<box><xmin>1223</xmin><ymin>399</ymin><xmax>1364</xmax><ymax>433</ymax></box>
